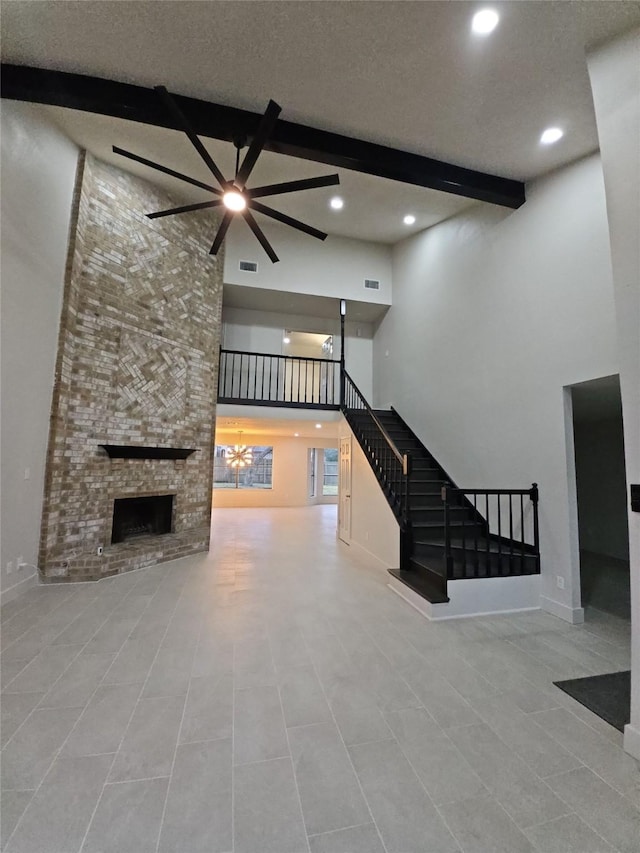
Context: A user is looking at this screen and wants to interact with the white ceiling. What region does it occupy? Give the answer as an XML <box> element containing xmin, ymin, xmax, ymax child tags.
<box><xmin>23</xmin><ymin>103</ymin><xmax>472</xmax><ymax>244</ymax></box>
<box><xmin>3</xmin><ymin>1</ymin><xmax>640</xmax><ymax>244</ymax></box>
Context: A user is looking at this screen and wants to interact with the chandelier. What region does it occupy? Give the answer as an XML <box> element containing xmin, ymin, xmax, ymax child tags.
<box><xmin>226</xmin><ymin>433</ymin><xmax>253</xmax><ymax>488</ymax></box>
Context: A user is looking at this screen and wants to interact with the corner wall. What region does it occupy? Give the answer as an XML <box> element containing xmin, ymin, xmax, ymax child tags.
<box><xmin>587</xmin><ymin>28</ymin><xmax>640</xmax><ymax>760</ymax></box>
<box><xmin>0</xmin><ymin>102</ymin><xmax>79</xmax><ymax>599</ymax></box>
<box><xmin>224</xmin><ymin>220</ymin><xmax>392</xmax><ymax>308</ymax></box>
<box><xmin>373</xmin><ymin>154</ymin><xmax>619</xmax><ymax>621</ymax></box>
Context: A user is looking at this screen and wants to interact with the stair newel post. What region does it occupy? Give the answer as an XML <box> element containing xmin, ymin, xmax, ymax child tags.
<box><xmin>401</xmin><ymin>453</ymin><xmax>412</xmax><ymax>571</ymax></box>
<box><xmin>531</xmin><ymin>482</ymin><xmax>540</xmax><ymax>569</ymax></box>
<box><xmin>339</xmin><ymin>299</ymin><xmax>346</xmax><ymax>409</ymax></box>
<box><xmin>442</xmin><ymin>484</ymin><xmax>454</xmax><ymax>579</ymax></box>
<box><xmin>403</xmin><ymin>452</ymin><xmax>411</xmax><ymax>527</ymax></box>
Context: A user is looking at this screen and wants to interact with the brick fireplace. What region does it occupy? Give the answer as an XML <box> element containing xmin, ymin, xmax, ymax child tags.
<box><xmin>39</xmin><ymin>152</ymin><xmax>223</xmax><ymax>581</ymax></box>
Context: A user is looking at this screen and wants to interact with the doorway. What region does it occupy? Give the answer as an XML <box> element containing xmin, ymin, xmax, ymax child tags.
<box><xmin>338</xmin><ymin>435</ymin><xmax>351</xmax><ymax>544</ymax></box>
<box><xmin>283</xmin><ymin>330</ymin><xmax>336</xmax><ymax>406</ymax></box>
<box><xmin>571</xmin><ymin>376</ymin><xmax>630</xmax><ymax>619</ymax></box>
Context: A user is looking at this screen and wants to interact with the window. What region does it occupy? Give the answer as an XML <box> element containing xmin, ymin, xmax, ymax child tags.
<box><xmin>323</xmin><ymin>447</ymin><xmax>338</xmax><ymax>495</ymax></box>
<box><xmin>214</xmin><ymin>445</ymin><xmax>273</xmax><ymax>489</ymax></box>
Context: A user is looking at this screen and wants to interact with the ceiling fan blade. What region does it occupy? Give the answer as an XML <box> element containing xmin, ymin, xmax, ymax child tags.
<box><xmin>210</xmin><ymin>211</ymin><xmax>234</xmax><ymax>256</ymax></box>
<box><xmin>146</xmin><ymin>200</ymin><xmax>223</xmax><ymax>220</ymax></box>
<box><xmin>250</xmin><ymin>200</ymin><xmax>327</xmax><ymax>241</ymax></box>
<box><xmin>113</xmin><ymin>146</ymin><xmax>221</xmax><ymax>194</ymax></box>
<box><xmin>155</xmin><ymin>85</ymin><xmax>227</xmax><ymax>189</ymax></box>
<box><xmin>249</xmin><ymin>174</ymin><xmax>340</xmax><ymax>199</ymax></box>
<box><xmin>234</xmin><ymin>99</ymin><xmax>282</xmax><ymax>191</ymax></box>
<box><xmin>242</xmin><ymin>209</ymin><xmax>279</xmax><ymax>263</ymax></box>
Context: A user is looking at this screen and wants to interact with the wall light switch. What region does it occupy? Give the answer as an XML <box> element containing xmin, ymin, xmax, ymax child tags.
<box><xmin>556</xmin><ymin>575</ymin><xmax>565</xmax><ymax>590</ymax></box>
<box><xmin>24</xmin><ymin>467</ymin><xmax>30</xmax><ymax>480</ymax></box>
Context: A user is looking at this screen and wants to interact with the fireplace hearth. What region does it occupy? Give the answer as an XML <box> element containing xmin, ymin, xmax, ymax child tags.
<box><xmin>111</xmin><ymin>494</ymin><xmax>174</xmax><ymax>544</ymax></box>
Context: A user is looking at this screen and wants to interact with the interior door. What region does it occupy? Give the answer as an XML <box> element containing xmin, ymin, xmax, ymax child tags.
<box><xmin>308</xmin><ymin>448</ymin><xmax>317</xmax><ymax>498</ymax></box>
<box><xmin>339</xmin><ymin>435</ymin><xmax>351</xmax><ymax>544</ymax></box>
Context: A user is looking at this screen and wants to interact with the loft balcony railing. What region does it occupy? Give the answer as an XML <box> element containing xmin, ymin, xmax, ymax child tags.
<box><xmin>218</xmin><ymin>348</ymin><xmax>341</xmax><ymax>409</ymax></box>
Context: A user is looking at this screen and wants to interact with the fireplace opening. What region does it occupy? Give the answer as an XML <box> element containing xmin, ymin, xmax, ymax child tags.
<box><xmin>111</xmin><ymin>494</ymin><xmax>174</xmax><ymax>544</ymax></box>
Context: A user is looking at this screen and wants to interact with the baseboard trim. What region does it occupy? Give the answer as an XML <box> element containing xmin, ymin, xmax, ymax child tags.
<box><xmin>0</xmin><ymin>571</ymin><xmax>38</xmax><ymax>606</ymax></box>
<box><xmin>387</xmin><ymin>580</ymin><xmax>436</xmax><ymax>618</ymax></box>
<box><xmin>623</xmin><ymin>723</ymin><xmax>640</xmax><ymax>761</ymax></box>
<box><xmin>348</xmin><ymin>539</ymin><xmax>393</xmax><ymax>572</ymax></box>
<box><xmin>540</xmin><ymin>595</ymin><xmax>584</xmax><ymax>624</ymax></box>
<box><xmin>387</xmin><ymin>577</ymin><xmax>541</xmax><ymax>622</ymax></box>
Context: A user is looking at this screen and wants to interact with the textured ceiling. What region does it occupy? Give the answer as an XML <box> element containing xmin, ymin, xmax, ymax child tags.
<box><xmin>3</xmin><ymin>1</ymin><xmax>639</xmax><ymax>244</ymax></box>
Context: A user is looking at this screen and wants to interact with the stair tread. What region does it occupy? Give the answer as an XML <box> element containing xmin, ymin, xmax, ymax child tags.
<box><xmin>415</xmin><ymin>536</ymin><xmax>537</xmax><ymax>555</ymax></box>
<box><xmin>412</xmin><ymin>520</ymin><xmax>482</xmax><ymax>529</ymax></box>
<box><xmin>349</xmin><ymin>406</ymin><xmax>540</xmax><ymax>583</ymax></box>
<box><xmin>388</xmin><ymin>568</ymin><xmax>449</xmax><ymax>604</ymax></box>
<box><xmin>411</xmin><ymin>507</ymin><xmax>466</xmax><ymax>514</ymax></box>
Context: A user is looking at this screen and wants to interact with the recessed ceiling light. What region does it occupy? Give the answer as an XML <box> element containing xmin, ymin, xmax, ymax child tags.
<box><xmin>403</xmin><ymin>214</ymin><xmax>416</xmax><ymax>225</ymax></box>
<box><xmin>283</xmin><ymin>336</ymin><xmax>291</xmax><ymax>344</ymax></box>
<box><xmin>315</xmin><ymin>423</ymin><xmax>322</xmax><ymax>429</ymax></box>
<box><xmin>330</xmin><ymin>197</ymin><xmax>344</xmax><ymax>210</ymax></box>
<box><xmin>472</xmin><ymin>9</ymin><xmax>499</xmax><ymax>35</ymax></box>
<box><xmin>540</xmin><ymin>127</ymin><xmax>564</xmax><ymax>145</ymax></box>
<box><xmin>294</xmin><ymin>432</ymin><xmax>299</xmax><ymax>437</ymax></box>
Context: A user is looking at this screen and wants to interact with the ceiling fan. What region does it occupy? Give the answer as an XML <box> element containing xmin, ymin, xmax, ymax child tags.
<box><xmin>113</xmin><ymin>86</ymin><xmax>340</xmax><ymax>263</ymax></box>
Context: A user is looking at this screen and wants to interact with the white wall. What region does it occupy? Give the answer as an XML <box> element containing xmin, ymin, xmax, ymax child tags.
<box><xmin>223</xmin><ymin>305</ymin><xmax>373</xmax><ymax>400</ymax></box>
<box><xmin>224</xmin><ymin>219</ymin><xmax>392</xmax><ymax>307</ymax></box>
<box><xmin>587</xmin><ymin>29</ymin><xmax>640</xmax><ymax>761</ymax></box>
<box><xmin>339</xmin><ymin>422</ymin><xmax>400</xmax><ymax>571</ymax></box>
<box><xmin>212</xmin><ymin>432</ymin><xmax>337</xmax><ymax>508</ymax></box>
<box><xmin>0</xmin><ymin>102</ymin><xmax>79</xmax><ymax>598</ymax></box>
<box><xmin>373</xmin><ymin>154</ymin><xmax>619</xmax><ymax>622</ymax></box>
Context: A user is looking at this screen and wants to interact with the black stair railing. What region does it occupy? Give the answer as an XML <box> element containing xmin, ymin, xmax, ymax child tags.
<box><xmin>442</xmin><ymin>484</ymin><xmax>540</xmax><ymax>579</ymax></box>
<box><xmin>341</xmin><ymin>371</ymin><xmax>413</xmax><ymax>567</ymax></box>
<box><xmin>218</xmin><ymin>348</ymin><xmax>340</xmax><ymax>409</ymax></box>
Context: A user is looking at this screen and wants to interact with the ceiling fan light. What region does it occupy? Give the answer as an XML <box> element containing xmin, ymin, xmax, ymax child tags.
<box><xmin>472</xmin><ymin>9</ymin><xmax>499</xmax><ymax>35</ymax></box>
<box><xmin>223</xmin><ymin>190</ymin><xmax>247</xmax><ymax>211</ymax></box>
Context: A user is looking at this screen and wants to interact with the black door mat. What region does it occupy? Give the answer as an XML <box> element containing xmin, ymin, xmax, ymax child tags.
<box><xmin>553</xmin><ymin>670</ymin><xmax>631</xmax><ymax>733</ymax></box>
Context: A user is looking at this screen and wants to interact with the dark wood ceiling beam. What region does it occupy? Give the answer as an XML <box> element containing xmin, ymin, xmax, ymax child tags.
<box><xmin>1</xmin><ymin>63</ymin><xmax>525</xmax><ymax>209</ymax></box>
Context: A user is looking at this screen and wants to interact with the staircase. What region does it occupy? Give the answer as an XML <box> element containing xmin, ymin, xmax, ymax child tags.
<box><xmin>216</xmin><ymin>349</ymin><xmax>541</xmax><ymax>607</ymax></box>
<box><xmin>342</xmin><ymin>378</ymin><xmax>540</xmax><ymax>604</ymax></box>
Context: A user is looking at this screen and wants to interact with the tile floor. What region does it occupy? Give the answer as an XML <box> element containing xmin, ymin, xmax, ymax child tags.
<box><xmin>1</xmin><ymin>505</ymin><xmax>638</xmax><ymax>853</ymax></box>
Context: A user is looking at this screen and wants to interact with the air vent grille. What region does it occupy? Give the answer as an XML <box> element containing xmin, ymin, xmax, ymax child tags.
<box><xmin>239</xmin><ymin>260</ymin><xmax>258</xmax><ymax>273</ymax></box>
<box><xmin>364</xmin><ymin>279</ymin><xmax>380</xmax><ymax>290</ymax></box>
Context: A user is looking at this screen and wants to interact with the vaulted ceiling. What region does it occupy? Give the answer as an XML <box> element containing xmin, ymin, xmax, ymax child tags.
<box><xmin>3</xmin><ymin>1</ymin><xmax>639</xmax><ymax>244</ymax></box>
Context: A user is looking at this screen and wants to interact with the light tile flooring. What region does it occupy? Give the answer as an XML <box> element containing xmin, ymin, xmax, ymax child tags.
<box><xmin>1</xmin><ymin>505</ymin><xmax>638</xmax><ymax>853</ymax></box>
